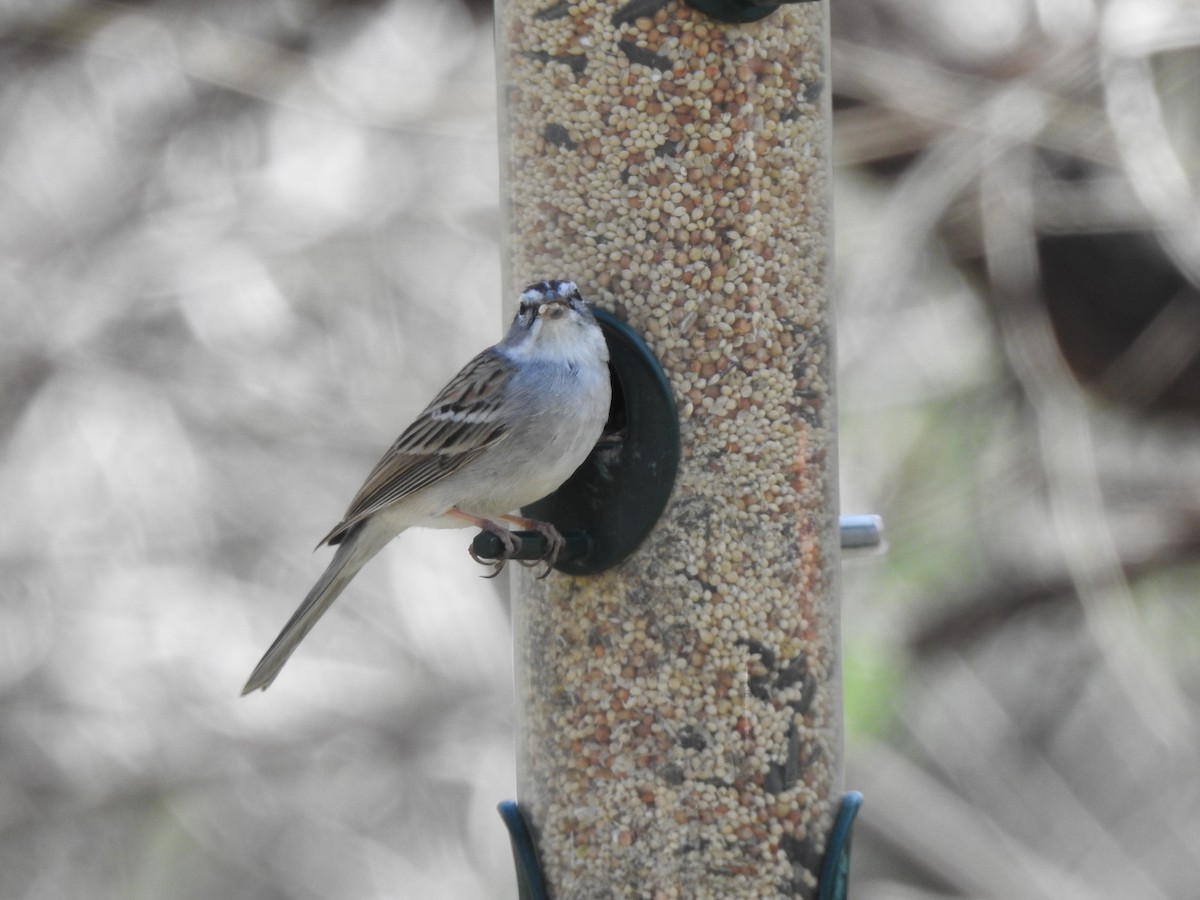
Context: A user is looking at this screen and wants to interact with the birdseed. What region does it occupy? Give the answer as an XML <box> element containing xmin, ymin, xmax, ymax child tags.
<box><xmin>497</xmin><ymin>0</ymin><xmax>839</xmax><ymax>896</ymax></box>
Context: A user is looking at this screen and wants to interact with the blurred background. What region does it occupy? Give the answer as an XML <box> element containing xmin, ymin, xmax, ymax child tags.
<box><xmin>2</xmin><ymin>0</ymin><xmax>1198</xmax><ymax>898</ymax></box>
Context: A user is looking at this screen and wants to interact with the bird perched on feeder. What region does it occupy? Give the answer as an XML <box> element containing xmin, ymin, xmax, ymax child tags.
<box><xmin>242</xmin><ymin>281</ymin><xmax>611</xmax><ymax>694</ymax></box>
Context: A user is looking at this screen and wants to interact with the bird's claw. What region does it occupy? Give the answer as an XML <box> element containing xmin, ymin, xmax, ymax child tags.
<box><xmin>529</xmin><ymin>523</ymin><xmax>565</xmax><ymax>579</ymax></box>
<box><xmin>469</xmin><ymin>525</ymin><xmax>520</xmax><ymax>577</ymax></box>
<box><xmin>467</xmin><ymin>520</ymin><xmax>565</xmax><ymax>578</ymax></box>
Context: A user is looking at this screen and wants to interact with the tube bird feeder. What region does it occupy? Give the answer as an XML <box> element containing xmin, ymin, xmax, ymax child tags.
<box><xmin>494</xmin><ymin>0</ymin><xmax>845</xmax><ymax>896</ymax></box>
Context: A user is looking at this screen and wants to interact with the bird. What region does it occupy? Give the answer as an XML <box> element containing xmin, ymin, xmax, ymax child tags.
<box><xmin>242</xmin><ymin>280</ymin><xmax>611</xmax><ymax>694</ymax></box>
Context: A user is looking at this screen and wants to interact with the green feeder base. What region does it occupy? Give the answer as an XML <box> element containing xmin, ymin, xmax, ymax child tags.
<box><xmin>498</xmin><ymin>791</ymin><xmax>862</xmax><ymax>900</ymax></box>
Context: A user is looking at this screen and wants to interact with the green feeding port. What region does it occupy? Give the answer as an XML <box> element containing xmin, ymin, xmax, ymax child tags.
<box><xmin>685</xmin><ymin>0</ymin><xmax>822</xmax><ymax>25</ymax></box>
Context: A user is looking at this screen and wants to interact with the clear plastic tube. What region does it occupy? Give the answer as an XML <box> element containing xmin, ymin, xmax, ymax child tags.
<box><xmin>497</xmin><ymin>2</ymin><xmax>839</xmax><ymax>896</ymax></box>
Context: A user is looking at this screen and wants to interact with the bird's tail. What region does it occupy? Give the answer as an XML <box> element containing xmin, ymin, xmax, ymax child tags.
<box><xmin>242</xmin><ymin>521</ymin><xmax>393</xmax><ymax>694</ymax></box>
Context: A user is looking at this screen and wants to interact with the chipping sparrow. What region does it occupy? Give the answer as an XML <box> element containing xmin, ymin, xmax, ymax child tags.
<box><xmin>242</xmin><ymin>281</ymin><xmax>611</xmax><ymax>694</ymax></box>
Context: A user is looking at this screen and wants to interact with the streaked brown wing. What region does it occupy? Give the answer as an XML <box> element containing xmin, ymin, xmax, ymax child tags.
<box><xmin>319</xmin><ymin>348</ymin><xmax>512</xmax><ymax>545</ymax></box>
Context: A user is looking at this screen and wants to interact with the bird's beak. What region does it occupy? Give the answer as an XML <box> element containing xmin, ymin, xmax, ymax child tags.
<box><xmin>539</xmin><ymin>299</ymin><xmax>570</xmax><ymax>319</ymax></box>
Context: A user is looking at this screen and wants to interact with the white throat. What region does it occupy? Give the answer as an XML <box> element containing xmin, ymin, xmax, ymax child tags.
<box><xmin>507</xmin><ymin>318</ymin><xmax>608</xmax><ymax>369</ymax></box>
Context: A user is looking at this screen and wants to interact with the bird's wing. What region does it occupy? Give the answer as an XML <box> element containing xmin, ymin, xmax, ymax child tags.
<box><xmin>318</xmin><ymin>347</ymin><xmax>513</xmax><ymax>546</ymax></box>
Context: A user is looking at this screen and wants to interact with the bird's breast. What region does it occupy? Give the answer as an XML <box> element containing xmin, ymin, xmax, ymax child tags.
<box><xmin>452</xmin><ymin>356</ymin><xmax>610</xmax><ymax>513</ymax></box>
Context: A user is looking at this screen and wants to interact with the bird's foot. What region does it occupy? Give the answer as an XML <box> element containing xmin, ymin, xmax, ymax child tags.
<box><xmin>501</xmin><ymin>516</ymin><xmax>565</xmax><ymax>579</ymax></box>
<box><xmin>468</xmin><ymin>521</ymin><xmax>520</xmax><ymax>577</ymax></box>
<box><xmin>448</xmin><ymin>509</ymin><xmax>521</xmax><ymax>577</ymax></box>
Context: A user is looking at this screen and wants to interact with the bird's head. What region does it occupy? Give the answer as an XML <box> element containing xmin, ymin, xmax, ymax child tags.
<box><xmin>503</xmin><ymin>281</ymin><xmax>608</xmax><ymax>365</ymax></box>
